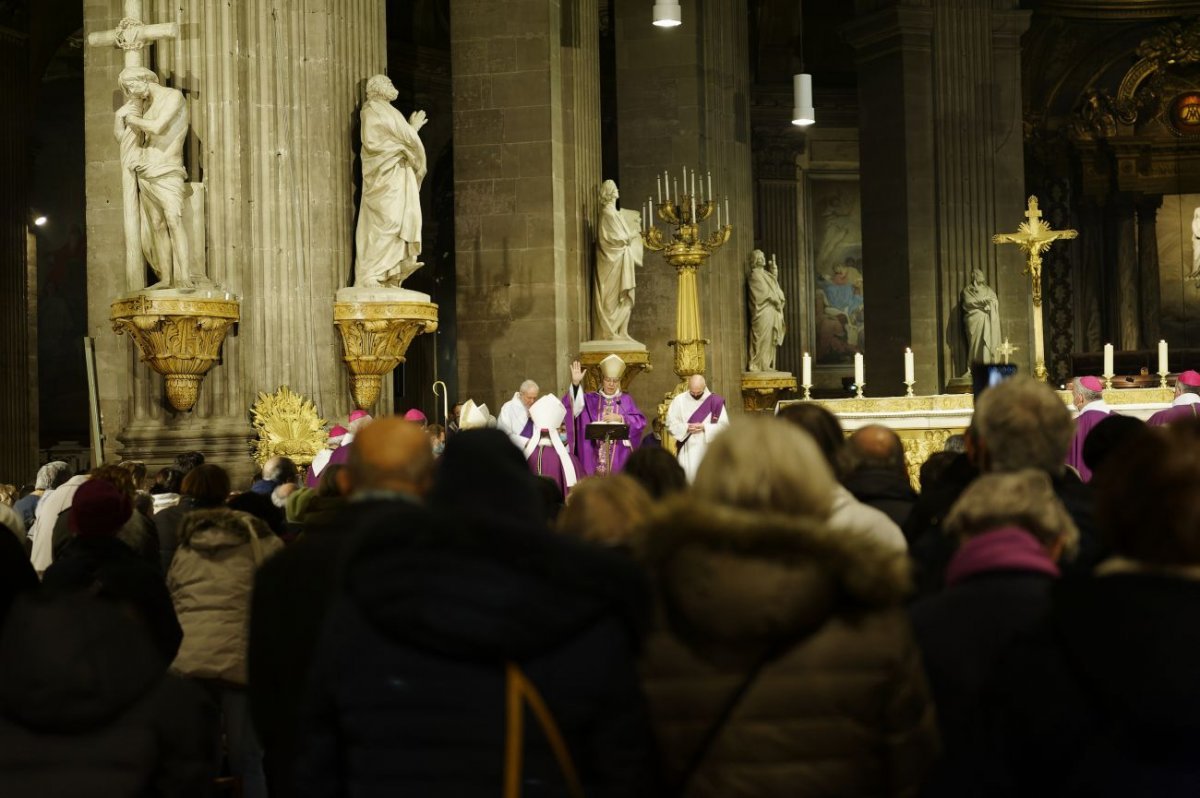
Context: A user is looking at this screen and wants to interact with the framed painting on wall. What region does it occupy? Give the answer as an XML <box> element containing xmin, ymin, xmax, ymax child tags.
<box><xmin>808</xmin><ymin>174</ymin><xmax>863</xmax><ymax>365</ymax></box>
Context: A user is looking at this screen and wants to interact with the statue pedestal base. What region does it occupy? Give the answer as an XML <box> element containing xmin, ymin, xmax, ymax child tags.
<box><xmin>740</xmin><ymin>371</ymin><xmax>798</xmax><ymax>413</ymax></box>
<box><xmin>333</xmin><ymin>289</ymin><xmax>438</xmax><ymax>410</ymax></box>
<box><xmin>578</xmin><ymin>340</ymin><xmax>652</xmax><ymax>393</ymax></box>
<box><xmin>110</xmin><ymin>289</ymin><xmax>241</xmax><ymax>412</ymax></box>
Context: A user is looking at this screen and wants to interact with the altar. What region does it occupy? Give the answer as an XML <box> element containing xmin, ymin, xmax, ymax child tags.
<box><xmin>779</xmin><ymin>386</ymin><xmax>1174</xmax><ymax>488</ymax></box>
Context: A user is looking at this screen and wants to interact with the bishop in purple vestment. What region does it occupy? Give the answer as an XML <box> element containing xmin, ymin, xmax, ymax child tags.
<box><xmin>565</xmin><ymin>355</ymin><xmax>647</xmax><ymax>476</ymax></box>
<box><xmin>1148</xmin><ymin>369</ymin><xmax>1200</xmax><ymax>427</ymax></box>
<box><xmin>1066</xmin><ymin>376</ymin><xmax>1112</xmax><ymax>482</ymax></box>
<box><xmin>523</xmin><ymin>395</ymin><xmax>581</xmax><ymax>497</ymax></box>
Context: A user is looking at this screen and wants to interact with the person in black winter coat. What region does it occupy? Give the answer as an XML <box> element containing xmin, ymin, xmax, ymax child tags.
<box><xmin>843</xmin><ymin>424</ymin><xmax>918</xmax><ymax>529</ymax></box>
<box><xmin>296</xmin><ymin>429</ymin><xmax>658</xmax><ymax>797</ymax></box>
<box><xmin>982</xmin><ymin>421</ymin><xmax>1200</xmax><ymax>797</ymax></box>
<box><xmin>0</xmin><ymin>591</ymin><xmax>216</xmax><ymax>797</ymax></box>
<box><xmin>909</xmin><ymin>469</ymin><xmax>1078</xmax><ymax>797</ymax></box>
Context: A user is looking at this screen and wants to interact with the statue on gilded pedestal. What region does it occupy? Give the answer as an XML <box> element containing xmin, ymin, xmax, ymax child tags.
<box><xmin>593</xmin><ymin>179</ymin><xmax>643</xmax><ymax>341</ymax></box>
<box><xmin>961</xmin><ymin>268</ymin><xmax>1001</xmax><ymax>366</ymax></box>
<box><xmin>746</xmin><ymin>249</ymin><xmax>786</xmax><ymax>372</ymax></box>
<box><xmin>115</xmin><ymin>66</ymin><xmax>201</xmax><ymax>289</ymax></box>
<box><xmin>355</xmin><ymin>74</ymin><xmax>428</xmax><ymax>289</ymax></box>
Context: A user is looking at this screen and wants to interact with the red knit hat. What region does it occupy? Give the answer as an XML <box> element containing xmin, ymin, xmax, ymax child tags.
<box><xmin>69</xmin><ymin>479</ymin><xmax>133</xmax><ymax>538</ymax></box>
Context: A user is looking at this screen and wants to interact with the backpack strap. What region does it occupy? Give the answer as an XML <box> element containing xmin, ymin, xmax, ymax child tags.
<box><xmin>504</xmin><ymin>662</ymin><xmax>586</xmax><ymax>798</ymax></box>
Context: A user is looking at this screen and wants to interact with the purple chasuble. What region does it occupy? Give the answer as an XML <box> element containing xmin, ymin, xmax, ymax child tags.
<box><xmin>565</xmin><ymin>389</ymin><xmax>647</xmax><ymax>476</ymax></box>
<box><xmin>1066</xmin><ymin>408</ymin><xmax>1110</xmax><ymax>483</ymax></box>
<box><xmin>527</xmin><ymin>437</ymin><xmax>582</xmax><ymax>498</ymax></box>
<box><xmin>1147</xmin><ymin>403</ymin><xmax>1200</xmax><ymax>427</ymax></box>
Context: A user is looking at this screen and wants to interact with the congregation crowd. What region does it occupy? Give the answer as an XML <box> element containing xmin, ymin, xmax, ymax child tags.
<box><xmin>1</xmin><ymin>372</ymin><xmax>1199</xmax><ymax>797</ymax></box>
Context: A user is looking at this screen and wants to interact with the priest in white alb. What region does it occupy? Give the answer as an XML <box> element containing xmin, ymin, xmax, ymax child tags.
<box><xmin>667</xmin><ymin>374</ymin><xmax>729</xmax><ymax>482</ymax></box>
<box><xmin>496</xmin><ymin>380</ymin><xmax>539</xmax><ymax>450</ymax></box>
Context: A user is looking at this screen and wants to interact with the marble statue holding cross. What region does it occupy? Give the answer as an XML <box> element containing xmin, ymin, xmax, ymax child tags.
<box><xmin>89</xmin><ymin>6</ymin><xmax>206</xmax><ymax>290</ymax></box>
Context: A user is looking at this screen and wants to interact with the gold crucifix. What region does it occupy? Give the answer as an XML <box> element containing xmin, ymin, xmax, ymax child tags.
<box><xmin>992</xmin><ymin>196</ymin><xmax>1078</xmax><ymax>381</ymax></box>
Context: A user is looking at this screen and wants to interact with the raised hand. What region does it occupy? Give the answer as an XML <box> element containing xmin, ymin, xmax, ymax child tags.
<box><xmin>409</xmin><ymin>109</ymin><xmax>428</xmax><ymax>131</ymax></box>
<box><xmin>570</xmin><ymin>360</ymin><xmax>585</xmax><ymax>386</ymax></box>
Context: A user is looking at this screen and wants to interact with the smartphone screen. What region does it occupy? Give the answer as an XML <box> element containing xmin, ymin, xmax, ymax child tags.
<box><xmin>972</xmin><ymin>363</ymin><xmax>1019</xmax><ymax>399</ymax></box>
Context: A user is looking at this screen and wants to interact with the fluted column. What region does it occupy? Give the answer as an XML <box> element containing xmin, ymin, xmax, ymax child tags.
<box><xmin>0</xmin><ymin>25</ymin><xmax>36</xmax><ymax>482</ymax></box>
<box><xmin>85</xmin><ymin>0</ymin><xmax>387</xmax><ymax>479</ymax></box>
<box><xmin>1111</xmin><ymin>195</ymin><xmax>1139</xmax><ymax>350</ymax></box>
<box><xmin>1137</xmin><ymin>194</ymin><xmax>1162</xmax><ymax>349</ymax></box>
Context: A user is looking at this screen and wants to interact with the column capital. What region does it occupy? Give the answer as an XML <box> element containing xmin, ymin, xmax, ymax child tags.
<box><xmin>844</xmin><ymin>6</ymin><xmax>934</xmax><ymax>62</ymax></box>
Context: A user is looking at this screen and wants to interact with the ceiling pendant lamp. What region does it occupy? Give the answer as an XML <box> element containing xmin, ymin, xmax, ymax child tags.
<box><xmin>653</xmin><ymin>0</ymin><xmax>682</xmax><ymax>27</ymax></box>
<box><xmin>792</xmin><ymin>73</ymin><xmax>815</xmax><ymax>126</ymax></box>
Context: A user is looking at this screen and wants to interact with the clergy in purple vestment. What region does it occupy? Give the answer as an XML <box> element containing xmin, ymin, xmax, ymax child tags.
<box><xmin>1148</xmin><ymin>369</ymin><xmax>1200</xmax><ymax>427</ymax></box>
<box><xmin>523</xmin><ymin>395</ymin><xmax>580</xmax><ymax>498</ymax></box>
<box><xmin>564</xmin><ymin>355</ymin><xmax>647</xmax><ymax>476</ymax></box>
<box><xmin>1066</xmin><ymin>375</ymin><xmax>1112</xmax><ymax>482</ymax></box>
<box><xmin>305</xmin><ymin>425</ymin><xmax>349</xmax><ymax>487</ymax></box>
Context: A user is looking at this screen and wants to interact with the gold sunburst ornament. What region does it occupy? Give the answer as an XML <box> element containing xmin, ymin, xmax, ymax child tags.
<box><xmin>250</xmin><ymin>386</ymin><xmax>327</xmax><ymax>467</ymax></box>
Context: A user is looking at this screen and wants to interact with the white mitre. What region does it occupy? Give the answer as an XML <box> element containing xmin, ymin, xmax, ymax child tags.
<box><xmin>599</xmin><ymin>353</ymin><xmax>627</xmax><ymax>382</ymax></box>
<box><xmin>459</xmin><ymin>399</ymin><xmax>495</xmax><ymax>430</ymax></box>
<box><xmin>523</xmin><ymin>394</ymin><xmax>577</xmax><ymax>487</ymax></box>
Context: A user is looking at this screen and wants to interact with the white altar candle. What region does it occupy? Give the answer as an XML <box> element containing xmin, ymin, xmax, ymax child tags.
<box><xmin>802</xmin><ymin>352</ymin><xmax>812</xmax><ymax>386</ymax></box>
<box><xmin>1103</xmin><ymin>343</ymin><xmax>1114</xmax><ymax>376</ymax></box>
<box><xmin>904</xmin><ymin>348</ymin><xmax>915</xmax><ymax>384</ymax></box>
<box><xmin>716</xmin><ymin>201</ymin><xmax>721</xmax><ymax>228</ymax></box>
<box><xmin>665</xmin><ymin>171</ymin><xmax>670</xmax><ymax>203</ymax></box>
<box><xmin>1159</xmin><ymin>339</ymin><xmax>1169</xmax><ymax>374</ymax></box>
<box><xmin>657</xmin><ymin>176</ymin><xmax>662</xmax><ymax>205</ymax></box>
<box><xmin>854</xmin><ymin>352</ymin><xmax>864</xmax><ymax>387</ymax></box>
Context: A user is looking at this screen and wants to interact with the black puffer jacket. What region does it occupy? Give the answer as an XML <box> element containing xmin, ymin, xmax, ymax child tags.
<box><xmin>297</xmin><ymin>430</ymin><xmax>658</xmax><ymax>798</ymax></box>
<box><xmin>0</xmin><ymin>592</ymin><xmax>215</xmax><ymax>797</ymax></box>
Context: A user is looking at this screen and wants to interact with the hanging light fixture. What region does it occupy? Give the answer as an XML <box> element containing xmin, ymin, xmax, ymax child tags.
<box><xmin>791</xmin><ymin>2</ymin><xmax>814</xmax><ymax>126</ymax></box>
<box><xmin>792</xmin><ymin>74</ymin><xmax>814</xmax><ymax>126</ymax></box>
<box><xmin>653</xmin><ymin>0</ymin><xmax>681</xmax><ymax>27</ymax></box>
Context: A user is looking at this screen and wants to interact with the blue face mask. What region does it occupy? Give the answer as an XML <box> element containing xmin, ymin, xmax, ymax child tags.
<box><xmin>559</xmin><ymin>432</ymin><xmax>569</xmax><ymax>444</ymax></box>
<box><xmin>432</xmin><ymin>441</ymin><xmax>445</xmax><ymax>456</ymax></box>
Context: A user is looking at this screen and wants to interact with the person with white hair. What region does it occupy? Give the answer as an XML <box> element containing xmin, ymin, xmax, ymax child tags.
<box><xmin>496</xmin><ymin>379</ymin><xmax>540</xmax><ymax>450</ymax></box>
<box><xmin>565</xmin><ymin>354</ymin><xmax>647</xmax><ymax>475</ymax></box>
<box><xmin>666</xmin><ymin>374</ymin><xmax>729</xmax><ymax>482</ymax></box>
<box><xmin>13</xmin><ymin>461</ymin><xmax>71</xmax><ymax>531</ymax></box>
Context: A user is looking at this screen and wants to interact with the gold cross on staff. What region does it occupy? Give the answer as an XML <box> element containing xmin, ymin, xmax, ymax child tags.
<box><xmin>996</xmin><ymin>337</ymin><xmax>1019</xmax><ymax>365</ymax></box>
<box><xmin>992</xmin><ymin>196</ymin><xmax>1078</xmax><ymax>383</ymax></box>
<box><xmin>87</xmin><ymin>1</ymin><xmax>179</xmax><ymax>69</ymax></box>
<box><xmin>991</xmin><ymin>196</ymin><xmax>1078</xmax><ymax>309</ymax></box>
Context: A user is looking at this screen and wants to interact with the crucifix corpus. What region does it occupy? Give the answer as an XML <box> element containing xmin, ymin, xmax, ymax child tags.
<box><xmin>992</xmin><ymin>196</ymin><xmax>1078</xmax><ymax>382</ymax></box>
<box><xmin>88</xmin><ymin>2</ymin><xmax>195</xmax><ymax>291</ymax></box>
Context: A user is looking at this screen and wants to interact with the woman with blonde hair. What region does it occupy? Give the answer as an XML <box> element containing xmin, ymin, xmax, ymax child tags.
<box><xmin>557</xmin><ymin>473</ymin><xmax>653</xmax><ymax>552</ymax></box>
<box><xmin>642</xmin><ymin>416</ymin><xmax>938</xmax><ymax>797</ymax></box>
<box><xmin>908</xmin><ymin>469</ymin><xmax>1077</xmax><ymax>796</ymax></box>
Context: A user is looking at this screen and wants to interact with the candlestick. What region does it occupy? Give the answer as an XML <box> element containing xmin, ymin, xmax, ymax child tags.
<box><xmin>664</xmin><ymin>171</ymin><xmax>670</xmax><ymax>203</ymax></box>
<box><xmin>657</xmin><ymin>176</ymin><xmax>662</xmax><ymax>205</ymax></box>
<box><xmin>802</xmin><ymin>351</ymin><xmax>812</xmax><ymax>387</ymax></box>
<box><xmin>674</xmin><ymin>178</ymin><xmax>678</xmax><ymax>208</ymax></box>
<box><xmin>691</xmin><ymin>195</ymin><xmax>696</xmax><ymax>224</ymax></box>
<box><xmin>854</xmin><ymin>352</ymin><xmax>864</xmax><ymax>393</ymax></box>
<box><xmin>904</xmin><ymin>347</ymin><xmax>915</xmax><ymax>385</ymax></box>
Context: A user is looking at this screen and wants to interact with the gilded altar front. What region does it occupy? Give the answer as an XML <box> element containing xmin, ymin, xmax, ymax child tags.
<box><xmin>780</xmin><ymin>387</ymin><xmax>1174</xmax><ymax>489</ymax></box>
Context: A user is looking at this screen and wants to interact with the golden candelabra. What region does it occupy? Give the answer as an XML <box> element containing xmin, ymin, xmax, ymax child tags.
<box><xmin>641</xmin><ymin>185</ymin><xmax>731</xmax><ymax>448</ymax></box>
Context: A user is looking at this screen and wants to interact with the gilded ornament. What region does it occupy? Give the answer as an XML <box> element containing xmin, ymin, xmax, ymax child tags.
<box><xmin>250</xmin><ymin>386</ymin><xmax>327</xmax><ymax>467</ymax></box>
<box><xmin>110</xmin><ymin>294</ymin><xmax>239</xmax><ymax>412</ymax></box>
<box><xmin>333</xmin><ymin>300</ymin><xmax>439</xmax><ymax>410</ymax></box>
<box><xmin>740</xmin><ymin>372</ymin><xmax>799</xmax><ymax>413</ymax></box>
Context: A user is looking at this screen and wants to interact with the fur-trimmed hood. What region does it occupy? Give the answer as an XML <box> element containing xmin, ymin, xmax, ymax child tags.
<box><xmin>177</xmin><ymin>507</ymin><xmax>272</xmax><ymax>553</ymax></box>
<box><xmin>645</xmin><ymin>495</ymin><xmax>911</xmax><ymax>662</ymax></box>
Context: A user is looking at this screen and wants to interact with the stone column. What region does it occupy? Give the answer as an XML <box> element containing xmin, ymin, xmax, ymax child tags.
<box><xmin>85</xmin><ymin>0</ymin><xmax>386</xmax><ymax>479</ymax></box>
<box><xmin>0</xmin><ymin>24</ymin><xmax>37</xmax><ymax>482</ymax></box>
<box><xmin>1137</xmin><ymin>194</ymin><xmax>1162</xmax><ymax>349</ymax></box>
<box><xmin>613</xmin><ymin>0</ymin><xmax>753</xmax><ymax>410</ymax></box>
<box><xmin>450</xmin><ymin>0</ymin><xmax>598</xmax><ymax>406</ymax></box>
<box><xmin>847</xmin><ymin>0</ymin><xmax>1030</xmax><ymax>392</ymax></box>
<box><xmin>1111</xmin><ymin>195</ymin><xmax>1139</xmax><ymax>351</ymax></box>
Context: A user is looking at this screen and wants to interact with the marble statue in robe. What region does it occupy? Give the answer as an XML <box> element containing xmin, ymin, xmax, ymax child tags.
<box><xmin>747</xmin><ymin>250</ymin><xmax>787</xmax><ymax>372</ymax></box>
<box><xmin>593</xmin><ymin>180</ymin><xmax>643</xmax><ymax>340</ymax></box>
<box><xmin>355</xmin><ymin>74</ymin><xmax>427</xmax><ymax>288</ymax></box>
<box><xmin>666</xmin><ymin>375</ymin><xmax>729</xmax><ymax>483</ymax></box>
<box><xmin>565</xmin><ymin>356</ymin><xmax>646</xmax><ymax>475</ymax></box>
<box><xmin>961</xmin><ymin>269</ymin><xmax>1001</xmax><ymax>367</ymax></box>
<box><xmin>1065</xmin><ymin>376</ymin><xmax>1111</xmax><ymax>482</ymax></box>
<box><xmin>115</xmin><ymin>67</ymin><xmax>197</xmax><ymax>288</ymax></box>
<box><xmin>497</xmin><ymin>380</ymin><xmax>539</xmax><ymax>450</ymax></box>
<box><xmin>523</xmin><ymin>395</ymin><xmax>580</xmax><ymax>498</ymax></box>
<box><xmin>1148</xmin><ymin>370</ymin><xmax>1200</xmax><ymax>426</ymax></box>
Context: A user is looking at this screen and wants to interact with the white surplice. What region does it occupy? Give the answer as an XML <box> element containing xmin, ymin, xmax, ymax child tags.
<box><xmin>496</xmin><ymin>393</ymin><xmax>532</xmax><ymax>450</ymax></box>
<box><xmin>666</xmin><ymin>390</ymin><xmax>729</xmax><ymax>482</ymax></box>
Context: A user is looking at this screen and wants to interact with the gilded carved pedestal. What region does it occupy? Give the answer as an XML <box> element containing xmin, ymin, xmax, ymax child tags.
<box><xmin>110</xmin><ymin>292</ymin><xmax>240</xmax><ymax>412</ymax></box>
<box><xmin>333</xmin><ymin>294</ymin><xmax>439</xmax><ymax>410</ymax></box>
<box><xmin>740</xmin><ymin>372</ymin><xmax>799</xmax><ymax>413</ymax></box>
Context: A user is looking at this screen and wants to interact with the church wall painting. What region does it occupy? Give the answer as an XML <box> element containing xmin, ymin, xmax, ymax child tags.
<box><xmin>1156</xmin><ymin>194</ymin><xmax>1200</xmax><ymax>351</ymax></box>
<box><xmin>808</xmin><ymin>174</ymin><xmax>864</xmax><ymax>366</ymax></box>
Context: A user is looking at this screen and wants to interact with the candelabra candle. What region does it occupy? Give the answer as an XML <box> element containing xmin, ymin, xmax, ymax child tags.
<box><xmin>674</xmin><ymin>178</ymin><xmax>678</xmax><ymax>207</ymax></box>
<box><xmin>657</xmin><ymin>177</ymin><xmax>662</xmax><ymax>205</ymax></box>
<box><xmin>707</xmin><ymin>172</ymin><xmax>712</xmax><ymax>203</ymax></box>
<box><xmin>691</xmin><ymin>171</ymin><xmax>695</xmax><ymax>201</ymax></box>
<box><xmin>725</xmin><ymin>196</ymin><xmax>730</xmax><ymax>226</ymax></box>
